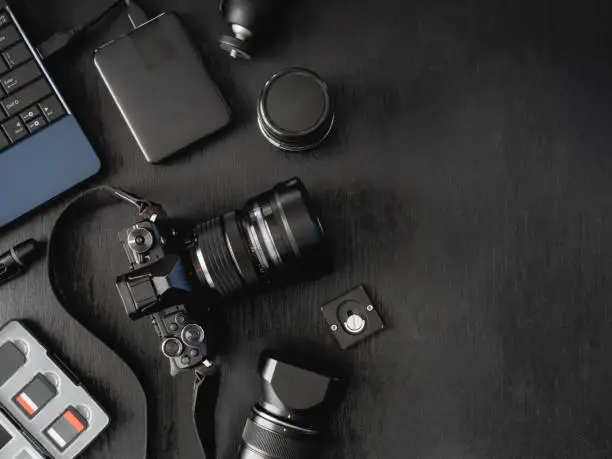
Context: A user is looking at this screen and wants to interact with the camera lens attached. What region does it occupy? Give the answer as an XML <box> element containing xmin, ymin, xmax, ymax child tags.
<box><xmin>116</xmin><ymin>178</ymin><xmax>332</xmax><ymax>375</ymax></box>
<box><xmin>190</xmin><ymin>178</ymin><xmax>330</xmax><ymax>298</ymax></box>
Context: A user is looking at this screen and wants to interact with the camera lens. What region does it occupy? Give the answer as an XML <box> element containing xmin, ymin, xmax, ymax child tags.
<box><xmin>190</xmin><ymin>178</ymin><xmax>330</xmax><ymax>298</ymax></box>
<box><xmin>238</xmin><ymin>353</ymin><xmax>347</xmax><ymax>459</ymax></box>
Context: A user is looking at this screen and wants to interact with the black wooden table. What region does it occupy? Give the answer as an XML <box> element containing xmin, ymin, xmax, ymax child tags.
<box><xmin>2</xmin><ymin>0</ymin><xmax>612</xmax><ymax>458</ymax></box>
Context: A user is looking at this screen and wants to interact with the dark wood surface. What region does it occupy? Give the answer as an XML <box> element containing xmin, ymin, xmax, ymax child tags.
<box><xmin>2</xmin><ymin>0</ymin><xmax>612</xmax><ymax>458</ymax></box>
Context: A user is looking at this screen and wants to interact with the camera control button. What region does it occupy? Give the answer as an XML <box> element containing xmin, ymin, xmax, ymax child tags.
<box><xmin>189</xmin><ymin>349</ymin><xmax>199</xmax><ymax>357</ymax></box>
<box><xmin>161</xmin><ymin>338</ymin><xmax>183</xmax><ymax>358</ymax></box>
<box><xmin>181</xmin><ymin>324</ymin><xmax>205</xmax><ymax>347</ymax></box>
<box><xmin>181</xmin><ymin>356</ymin><xmax>190</xmax><ymax>365</ymax></box>
<box><xmin>127</xmin><ymin>227</ymin><xmax>154</xmax><ymax>254</ymax></box>
<box><xmin>175</xmin><ymin>314</ymin><xmax>186</xmax><ymax>325</ymax></box>
<box><xmin>168</xmin><ymin>323</ymin><xmax>179</xmax><ymax>332</ymax></box>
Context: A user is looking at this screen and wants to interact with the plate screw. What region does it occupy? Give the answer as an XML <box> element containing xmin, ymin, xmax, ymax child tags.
<box><xmin>366</xmin><ymin>305</ymin><xmax>374</xmax><ymax>312</ymax></box>
<box><xmin>344</xmin><ymin>314</ymin><xmax>366</xmax><ymax>334</ymax></box>
<box><xmin>331</xmin><ymin>324</ymin><xmax>338</xmax><ymax>332</ymax></box>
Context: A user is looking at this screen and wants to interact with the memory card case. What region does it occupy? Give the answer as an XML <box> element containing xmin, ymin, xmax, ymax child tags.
<box><xmin>0</xmin><ymin>321</ymin><xmax>109</xmax><ymax>458</ymax></box>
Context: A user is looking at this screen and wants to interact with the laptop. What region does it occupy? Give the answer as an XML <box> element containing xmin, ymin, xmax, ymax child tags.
<box><xmin>0</xmin><ymin>2</ymin><xmax>101</xmax><ymax>229</ymax></box>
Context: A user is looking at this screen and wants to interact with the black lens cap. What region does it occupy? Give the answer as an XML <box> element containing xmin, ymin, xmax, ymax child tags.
<box><xmin>258</xmin><ymin>68</ymin><xmax>334</xmax><ymax>152</ymax></box>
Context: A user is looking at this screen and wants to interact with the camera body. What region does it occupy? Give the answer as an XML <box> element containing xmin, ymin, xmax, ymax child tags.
<box><xmin>115</xmin><ymin>178</ymin><xmax>331</xmax><ymax>376</ymax></box>
<box><xmin>118</xmin><ymin>217</ymin><xmax>209</xmax><ymax>376</ymax></box>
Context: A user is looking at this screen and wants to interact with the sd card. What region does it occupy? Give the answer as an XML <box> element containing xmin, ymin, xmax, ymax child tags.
<box><xmin>45</xmin><ymin>408</ymin><xmax>88</xmax><ymax>451</ymax></box>
<box><xmin>14</xmin><ymin>375</ymin><xmax>57</xmax><ymax>418</ymax></box>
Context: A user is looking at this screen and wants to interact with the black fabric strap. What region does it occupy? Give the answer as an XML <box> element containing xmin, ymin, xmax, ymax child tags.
<box><xmin>48</xmin><ymin>185</ymin><xmax>219</xmax><ymax>459</ymax></box>
<box><xmin>194</xmin><ymin>366</ymin><xmax>221</xmax><ymax>459</ymax></box>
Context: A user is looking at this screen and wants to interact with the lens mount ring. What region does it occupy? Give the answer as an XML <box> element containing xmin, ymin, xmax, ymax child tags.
<box><xmin>195</xmin><ymin>247</ymin><xmax>216</xmax><ymax>290</ymax></box>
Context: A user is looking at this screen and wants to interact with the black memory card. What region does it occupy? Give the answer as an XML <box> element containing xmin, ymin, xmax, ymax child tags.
<box><xmin>0</xmin><ymin>341</ymin><xmax>26</xmax><ymax>387</ymax></box>
<box><xmin>0</xmin><ymin>423</ymin><xmax>12</xmax><ymax>451</ymax></box>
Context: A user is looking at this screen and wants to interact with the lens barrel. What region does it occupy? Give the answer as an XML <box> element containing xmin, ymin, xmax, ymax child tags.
<box><xmin>238</xmin><ymin>353</ymin><xmax>346</xmax><ymax>459</ymax></box>
<box><xmin>239</xmin><ymin>408</ymin><xmax>318</xmax><ymax>459</ymax></box>
<box><xmin>190</xmin><ymin>178</ymin><xmax>329</xmax><ymax>298</ymax></box>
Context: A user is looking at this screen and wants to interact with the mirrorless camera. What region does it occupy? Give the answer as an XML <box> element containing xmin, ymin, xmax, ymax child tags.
<box><xmin>116</xmin><ymin>178</ymin><xmax>331</xmax><ymax>375</ymax></box>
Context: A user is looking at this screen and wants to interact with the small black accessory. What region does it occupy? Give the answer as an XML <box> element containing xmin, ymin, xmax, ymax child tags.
<box><xmin>219</xmin><ymin>0</ymin><xmax>278</xmax><ymax>59</ymax></box>
<box><xmin>258</xmin><ymin>68</ymin><xmax>334</xmax><ymax>152</ymax></box>
<box><xmin>0</xmin><ymin>239</ymin><xmax>41</xmax><ymax>287</ymax></box>
<box><xmin>238</xmin><ymin>351</ymin><xmax>348</xmax><ymax>459</ymax></box>
<box><xmin>115</xmin><ymin>178</ymin><xmax>332</xmax><ymax>375</ymax></box>
<box><xmin>321</xmin><ymin>286</ymin><xmax>386</xmax><ymax>349</ymax></box>
<box><xmin>94</xmin><ymin>12</ymin><xmax>232</xmax><ymax>163</ymax></box>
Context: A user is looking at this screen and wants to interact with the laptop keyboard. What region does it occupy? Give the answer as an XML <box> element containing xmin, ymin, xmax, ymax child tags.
<box><xmin>0</xmin><ymin>9</ymin><xmax>66</xmax><ymax>152</ymax></box>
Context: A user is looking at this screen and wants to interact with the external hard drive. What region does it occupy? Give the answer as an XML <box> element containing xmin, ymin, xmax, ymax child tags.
<box><xmin>94</xmin><ymin>12</ymin><xmax>231</xmax><ymax>163</ymax></box>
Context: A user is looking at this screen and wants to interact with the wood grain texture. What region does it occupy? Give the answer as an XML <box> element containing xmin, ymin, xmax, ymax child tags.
<box><xmin>2</xmin><ymin>0</ymin><xmax>612</xmax><ymax>458</ymax></box>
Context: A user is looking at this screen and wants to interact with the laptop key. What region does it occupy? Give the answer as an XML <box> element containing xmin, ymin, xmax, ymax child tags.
<box><xmin>3</xmin><ymin>116</ymin><xmax>27</xmax><ymax>142</ymax></box>
<box><xmin>3</xmin><ymin>42</ymin><xmax>31</xmax><ymax>69</ymax></box>
<box><xmin>2</xmin><ymin>79</ymin><xmax>51</xmax><ymax>116</ymax></box>
<box><xmin>19</xmin><ymin>105</ymin><xmax>40</xmax><ymax>123</ymax></box>
<box><xmin>25</xmin><ymin>116</ymin><xmax>46</xmax><ymax>134</ymax></box>
<box><xmin>39</xmin><ymin>96</ymin><xmax>65</xmax><ymax>122</ymax></box>
<box><xmin>1</xmin><ymin>61</ymin><xmax>41</xmax><ymax>94</ymax></box>
<box><xmin>0</xmin><ymin>58</ymin><xmax>7</xmax><ymax>75</ymax></box>
<box><xmin>0</xmin><ymin>26</ymin><xmax>20</xmax><ymax>52</ymax></box>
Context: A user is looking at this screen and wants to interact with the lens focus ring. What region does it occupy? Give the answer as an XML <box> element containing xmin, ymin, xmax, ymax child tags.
<box><xmin>241</xmin><ymin>417</ymin><xmax>314</xmax><ymax>459</ymax></box>
<box><xmin>195</xmin><ymin>217</ymin><xmax>243</xmax><ymax>296</ymax></box>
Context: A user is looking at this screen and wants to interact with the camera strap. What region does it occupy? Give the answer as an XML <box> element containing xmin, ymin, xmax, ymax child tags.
<box><xmin>48</xmin><ymin>185</ymin><xmax>221</xmax><ymax>459</ymax></box>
